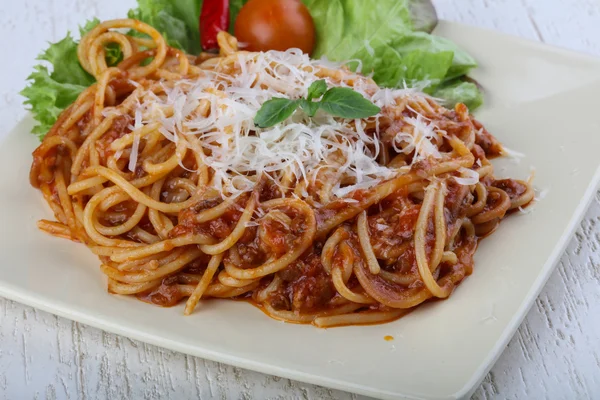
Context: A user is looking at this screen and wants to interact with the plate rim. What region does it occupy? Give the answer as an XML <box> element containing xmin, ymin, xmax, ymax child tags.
<box><xmin>457</xmin><ymin>166</ymin><xmax>600</xmax><ymax>398</ymax></box>
<box><xmin>436</xmin><ymin>19</ymin><xmax>600</xmax><ymax>65</ymax></box>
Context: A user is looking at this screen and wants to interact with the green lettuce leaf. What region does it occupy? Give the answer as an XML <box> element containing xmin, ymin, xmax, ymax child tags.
<box><xmin>23</xmin><ymin>1</ymin><xmax>202</xmax><ymax>139</ymax></box>
<box><xmin>371</xmin><ymin>47</ymin><xmax>454</xmax><ymax>89</ymax></box>
<box><xmin>128</xmin><ymin>0</ymin><xmax>201</xmax><ymax>54</ymax></box>
<box><xmin>432</xmin><ymin>79</ymin><xmax>483</xmax><ymax>110</ymax></box>
<box><xmin>20</xmin><ymin>66</ymin><xmax>91</xmax><ymax>138</ymax></box>
<box><xmin>368</xmin><ymin>32</ymin><xmax>477</xmax><ymax>92</ymax></box>
<box><xmin>301</xmin><ymin>0</ymin><xmax>481</xmax><ymax>108</ymax></box>
<box><xmin>37</xmin><ymin>32</ymin><xmax>95</xmax><ymax>87</ymax></box>
<box><xmin>80</xmin><ymin>18</ymin><xmax>124</xmax><ymax>66</ymax></box>
<box><xmin>388</xmin><ymin>32</ymin><xmax>477</xmax><ymax>81</ymax></box>
<box><xmin>20</xmin><ymin>24</ymin><xmax>97</xmax><ymax>138</ymax></box>
<box><xmin>302</xmin><ymin>0</ymin><xmax>414</xmax><ymax>60</ymax></box>
<box><xmin>168</xmin><ymin>0</ymin><xmax>202</xmax><ymax>41</ymax></box>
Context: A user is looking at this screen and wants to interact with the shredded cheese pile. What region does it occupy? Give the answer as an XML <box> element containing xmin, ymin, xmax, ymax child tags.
<box><xmin>128</xmin><ymin>48</ymin><xmax>449</xmax><ymax>199</ymax></box>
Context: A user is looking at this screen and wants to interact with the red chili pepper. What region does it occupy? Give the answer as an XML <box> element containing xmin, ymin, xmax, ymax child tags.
<box><xmin>200</xmin><ymin>0</ymin><xmax>230</xmax><ymax>51</ymax></box>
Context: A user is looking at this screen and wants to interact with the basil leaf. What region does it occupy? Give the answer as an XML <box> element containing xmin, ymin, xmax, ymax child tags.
<box><xmin>254</xmin><ymin>98</ymin><xmax>300</xmax><ymax>128</ymax></box>
<box><xmin>319</xmin><ymin>88</ymin><xmax>381</xmax><ymax>119</ymax></box>
<box><xmin>300</xmin><ymin>99</ymin><xmax>320</xmax><ymax>117</ymax></box>
<box><xmin>307</xmin><ymin>79</ymin><xmax>327</xmax><ymax>101</ymax></box>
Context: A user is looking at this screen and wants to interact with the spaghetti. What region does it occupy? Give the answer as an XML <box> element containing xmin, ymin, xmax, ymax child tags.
<box><xmin>30</xmin><ymin>19</ymin><xmax>534</xmax><ymax>327</ymax></box>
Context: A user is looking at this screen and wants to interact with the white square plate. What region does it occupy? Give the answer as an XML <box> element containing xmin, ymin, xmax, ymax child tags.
<box><xmin>1</xmin><ymin>21</ymin><xmax>600</xmax><ymax>400</ymax></box>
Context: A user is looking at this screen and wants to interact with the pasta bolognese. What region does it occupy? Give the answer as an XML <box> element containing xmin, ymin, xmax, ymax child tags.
<box><xmin>30</xmin><ymin>18</ymin><xmax>534</xmax><ymax>327</ymax></box>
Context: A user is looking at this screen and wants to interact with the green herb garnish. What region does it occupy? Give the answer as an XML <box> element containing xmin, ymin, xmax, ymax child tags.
<box><xmin>254</xmin><ymin>98</ymin><xmax>302</xmax><ymax>128</ymax></box>
<box><xmin>254</xmin><ymin>80</ymin><xmax>381</xmax><ymax>128</ymax></box>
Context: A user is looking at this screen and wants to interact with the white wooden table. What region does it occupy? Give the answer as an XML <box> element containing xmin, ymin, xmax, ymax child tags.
<box><xmin>2</xmin><ymin>0</ymin><xmax>600</xmax><ymax>398</ymax></box>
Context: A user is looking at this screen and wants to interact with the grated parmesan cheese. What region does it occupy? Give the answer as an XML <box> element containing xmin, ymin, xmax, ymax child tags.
<box><xmin>128</xmin><ymin>49</ymin><xmax>445</xmax><ymax>198</ymax></box>
<box><xmin>534</xmin><ymin>187</ymin><xmax>550</xmax><ymax>201</ymax></box>
<box><xmin>502</xmin><ymin>145</ymin><xmax>525</xmax><ymax>163</ymax></box>
<box><xmin>453</xmin><ymin>167</ymin><xmax>480</xmax><ymax>186</ymax></box>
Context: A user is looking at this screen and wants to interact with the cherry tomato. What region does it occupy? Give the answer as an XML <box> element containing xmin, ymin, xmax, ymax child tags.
<box><xmin>234</xmin><ymin>0</ymin><xmax>316</xmax><ymax>54</ymax></box>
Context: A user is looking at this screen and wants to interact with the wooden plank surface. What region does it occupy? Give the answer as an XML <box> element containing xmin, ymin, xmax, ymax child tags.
<box><xmin>1</xmin><ymin>0</ymin><xmax>599</xmax><ymax>398</ymax></box>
